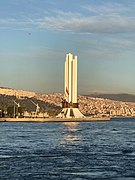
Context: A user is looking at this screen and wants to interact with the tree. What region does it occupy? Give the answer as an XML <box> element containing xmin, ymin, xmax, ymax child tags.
<box><xmin>7</xmin><ymin>106</ymin><xmax>14</xmax><ymax>117</ymax></box>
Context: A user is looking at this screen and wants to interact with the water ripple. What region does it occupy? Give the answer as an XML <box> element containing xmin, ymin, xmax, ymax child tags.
<box><xmin>0</xmin><ymin>119</ymin><xmax>135</xmax><ymax>179</ymax></box>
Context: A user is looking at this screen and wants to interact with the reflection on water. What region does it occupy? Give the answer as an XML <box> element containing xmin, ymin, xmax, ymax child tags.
<box><xmin>63</xmin><ymin>122</ymin><xmax>79</xmax><ymax>131</ymax></box>
<box><xmin>62</xmin><ymin>122</ymin><xmax>80</xmax><ymax>143</ymax></box>
<box><xmin>64</xmin><ymin>135</ymin><xmax>80</xmax><ymax>142</ymax></box>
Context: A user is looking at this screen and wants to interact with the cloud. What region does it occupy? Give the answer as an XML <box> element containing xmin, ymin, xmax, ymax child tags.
<box><xmin>0</xmin><ymin>18</ymin><xmax>34</xmax><ymax>26</ymax></box>
<box><xmin>82</xmin><ymin>1</ymin><xmax>135</xmax><ymax>23</ymax></box>
<box><xmin>39</xmin><ymin>15</ymin><xmax>135</xmax><ymax>34</ymax></box>
<box><xmin>37</xmin><ymin>2</ymin><xmax>135</xmax><ymax>34</ymax></box>
<box><xmin>82</xmin><ymin>2</ymin><xmax>131</xmax><ymax>16</ymax></box>
<box><xmin>1</xmin><ymin>3</ymin><xmax>135</xmax><ymax>34</ymax></box>
<box><xmin>0</xmin><ymin>17</ymin><xmax>39</xmax><ymax>32</ymax></box>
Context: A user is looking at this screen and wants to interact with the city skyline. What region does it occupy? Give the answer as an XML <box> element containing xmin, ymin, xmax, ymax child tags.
<box><xmin>1</xmin><ymin>0</ymin><xmax>135</xmax><ymax>94</ymax></box>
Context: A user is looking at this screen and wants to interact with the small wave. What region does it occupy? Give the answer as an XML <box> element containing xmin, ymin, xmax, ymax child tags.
<box><xmin>122</xmin><ymin>149</ymin><xmax>133</xmax><ymax>154</ymax></box>
<box><xmin>0</xmin><ymin>155</ymin><xmax>12</xmax><ymax>158</ymax></box>
<box><xmin>64</xmin><ymin>135</ymin><xmax>80</xmax><ymax>141</ymax></box>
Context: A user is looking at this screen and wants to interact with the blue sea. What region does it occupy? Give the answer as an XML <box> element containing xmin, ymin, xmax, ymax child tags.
<box><xmin>0</xmin><ymin>118</ymin><xmax>135</xmax><ymax>180</ymax></box>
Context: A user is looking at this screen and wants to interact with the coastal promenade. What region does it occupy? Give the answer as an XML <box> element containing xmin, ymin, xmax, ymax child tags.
<box><xmin>0</xmin><ymin>117</ymin><xmax>110</xmax><ymax>123</ymax></box>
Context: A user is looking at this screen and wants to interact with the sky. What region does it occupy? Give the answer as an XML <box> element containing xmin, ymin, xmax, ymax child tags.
<box><xmin>1</xmin><ymin>0</ymin><xmax>135</xmax><ymax>94</ymax></box>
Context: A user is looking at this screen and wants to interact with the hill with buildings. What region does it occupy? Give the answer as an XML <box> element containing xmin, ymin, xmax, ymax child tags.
<box><xmin>0</xmin><ymin>87</ymin><xmax>135</xmax><ymax>118</ymax></box>
<box><xmin>0</xmin><ymin>88</ymin><xmax>61</xmax><ymax>117</ymax></box>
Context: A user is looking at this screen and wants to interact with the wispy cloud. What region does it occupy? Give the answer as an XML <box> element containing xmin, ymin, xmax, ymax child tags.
<box><xmin>82</xmin><ymin>2</ymin><xmax>132</xmax><ymax>16</ymax></box>
<box><xmin>1</xmin><ymin>2</ymin><xmax>135</xmax><ymax>34</ymax></box>
<box><xmin>0</xmin><ymin>18</ymin><xmax>34</xmax><ymax>25</ymax></box>
<box><xmin>38</xmin><ymin>15</ymin><xmax>135</xmax><ymax>33</ymax></box>
<box><xmin>39</xmin><ymin>3</ymin><xmax>135</xmax><ymax>34</ymax></box>
<box><xmin>35</xmin><ymin>2</ymin><xmax>135</xmax><ymax>34</ymax></box>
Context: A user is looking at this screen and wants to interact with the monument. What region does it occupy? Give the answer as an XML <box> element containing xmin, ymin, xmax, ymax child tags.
<box><xmin>58</xmin><ymin>53</ymin><xmax>84</xmax><ymax>118</ymax></box>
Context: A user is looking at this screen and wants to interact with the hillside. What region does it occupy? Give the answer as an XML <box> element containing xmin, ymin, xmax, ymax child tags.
<box><xmin>0</xmin><ymin>87</ymin><xmax>35</xmax><ymax>98</ymax></box>
<box><xmin>0</xmin><ymin>94</ymin><xmax>61</xmax><ymax>117</ymax></box>
<box><xmin>1</xmin><ymin>87</ymin><xmax>135</xmax><ymax>118</ymax></box>
<box><xmin>86</xmin><ymin>93</ymin><xmax>135</xmax><ymax>103</ymax></box>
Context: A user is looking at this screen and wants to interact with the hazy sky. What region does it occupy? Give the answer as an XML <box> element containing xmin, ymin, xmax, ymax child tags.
<box><xmin>1</xmin><ymin>0</ymin><xmax>135</xmax><ymax>94</ymax></box>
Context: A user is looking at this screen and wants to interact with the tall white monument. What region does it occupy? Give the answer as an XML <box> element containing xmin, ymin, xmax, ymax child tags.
<box><xmin>59</xmin><ymin>53</ymin><xmax>84</xmax><ymax>118</ymax></box>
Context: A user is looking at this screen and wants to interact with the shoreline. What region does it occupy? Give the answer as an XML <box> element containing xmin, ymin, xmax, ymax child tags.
<box><xmin>1</xmin><ymin>116</ymin><xmax>135</xmax><ymax>123</ymax></box>
<box><xmin>0</xmin><ymin>117</ymin><xmax>110</xmax><ymax>123</ymax></box>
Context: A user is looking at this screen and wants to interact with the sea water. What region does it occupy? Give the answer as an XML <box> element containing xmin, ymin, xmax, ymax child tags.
<box><xmin>0</xmin><ymin>118</ymin><xmax>135</xmax><ymax>179</ymax></box>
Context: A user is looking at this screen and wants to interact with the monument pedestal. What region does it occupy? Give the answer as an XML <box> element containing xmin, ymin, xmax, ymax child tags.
<box><xmin>58</xmin><ymin>107</ymin><xmax>85</xmax><ymax>118</ymax></box>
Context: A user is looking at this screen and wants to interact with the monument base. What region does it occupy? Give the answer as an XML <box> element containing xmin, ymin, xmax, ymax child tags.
<box><xmin>57</xmin><ymin>108</ymin><xmax>85</xmax><ymax>118</ymax></box>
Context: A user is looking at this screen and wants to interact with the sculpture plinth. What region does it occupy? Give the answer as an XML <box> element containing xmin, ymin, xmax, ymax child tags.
<box><xmin>62</xmin><ymin>100</ymin><xmax>78</xmax><ymax>108</ymax></box>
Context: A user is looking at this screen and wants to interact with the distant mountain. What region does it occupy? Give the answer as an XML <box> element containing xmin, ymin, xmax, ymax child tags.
<box><xmin>86</xmin><ymin>93</ymin><xmax>135</xmax><ymax>103</ymax></box>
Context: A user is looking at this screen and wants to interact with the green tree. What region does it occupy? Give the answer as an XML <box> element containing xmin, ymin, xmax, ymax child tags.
<box><xmin>7</xmin><ymin>106</ymin><xmax>14</xmax><ymax>117</ymax></box>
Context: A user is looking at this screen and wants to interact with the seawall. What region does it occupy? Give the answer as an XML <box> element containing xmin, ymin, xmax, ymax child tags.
<box><xmin>0</xmin><ymin>117</ymin><xmax>110</xmax><ymax>122</ymax></box>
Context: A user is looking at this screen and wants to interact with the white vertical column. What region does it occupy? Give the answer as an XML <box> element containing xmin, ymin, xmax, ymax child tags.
<box><xmin>68</xmin><ymin>53</ymin><xmax>73</xmax><ymax>103</ymax></box>
<box><xmin>65</xmin><ymin>54</ymin><xmax>69</xmax><ymax>101</ymax></box>
<box><xmin>72</xmin><ymin>56</ymin><xmax>77</xmax><ymax>103</ymax></box>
